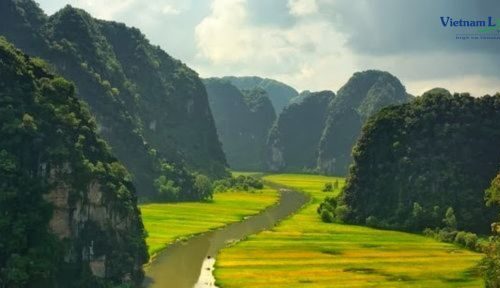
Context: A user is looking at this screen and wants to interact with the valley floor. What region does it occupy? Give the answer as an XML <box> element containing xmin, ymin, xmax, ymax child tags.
<box><xmin>215</xmin><ymin>174</ymin><xmax>483</xmax><ymax>287</ymax></box>
<box><xmin>140</xmin><ymin>187</ymin><xmax>279</xmax><ymax>256</ymax></box>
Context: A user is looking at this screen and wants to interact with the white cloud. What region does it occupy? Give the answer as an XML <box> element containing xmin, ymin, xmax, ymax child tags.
<box><xmin>194</xmin><ymin>0</ymin><xmax>356</xmax><ymax>92</ymax></box>
<box><xmin>195</xmin><ymin>0</ymin><xmax>251</xmax><ymax>63</ymax></box>
<box><xmin>287</xmin><ymin>0</ymin><xmax>318</xmax><ymax>16</ymax></box>
<box><xmin>161</xmin><ymin>4</ymin><xmax>181</xmax><ymax>15</ymax></box>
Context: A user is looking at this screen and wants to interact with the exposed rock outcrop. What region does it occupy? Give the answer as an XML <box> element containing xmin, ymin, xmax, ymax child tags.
<box><xmin>266</xmin><ymin>91</ymin><xmax>334</xmax><ymax>172</ymax></box>
<box><xmin>205</xmin><ymin>78</ymin><xmax>276</xmax><ymax>171</ymax></box>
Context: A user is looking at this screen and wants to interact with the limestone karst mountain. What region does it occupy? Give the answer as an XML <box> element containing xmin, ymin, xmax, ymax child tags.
<box><xmin>0</xmin><ymin>0</ymin><xmax>228</xmax><ymax>199</ymax></box>
<box><xmin>266</xmin><ymin>91</ymin><xmax>334</xmax><ymax>172</ymax></box>
<box><xmin>205</xmin><ymin>78</ymin><xmax>276</xmax><ymax>170</ymax></box>
<box><xmin>0</xmin><ymin>37</ymin><xmax>148</xmax><ymax>287</ymax></box>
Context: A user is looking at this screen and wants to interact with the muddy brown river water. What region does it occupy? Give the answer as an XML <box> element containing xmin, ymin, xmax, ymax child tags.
<box><xmin>143</xmin><ymin>188</ymin><xmax>308</xmax><ymax>288</ymax></box>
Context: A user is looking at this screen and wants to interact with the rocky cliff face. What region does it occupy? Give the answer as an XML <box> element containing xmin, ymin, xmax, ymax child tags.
<box><xmin>205</xmin><ymin>78</ymin><xmax>276</xmax><ymax>170</ymax></box>
<box><xmin>44</xmin><ymin>172</ymin><xmax>143</xmax><ymax>281</ymax></box>
<box><xmin>0</xmin><ymin>0</ymin><xmax>228</xmax><ymax>198</ymax></box>
<box><xmin>266</xmin><ymin>91</ymin><xmax>334</xmax><ymax>172</ymax></box>
<box><xmin>0</xmin><ymin>38</ymin><xmax>147</xmax><ymax>287</ymax></box>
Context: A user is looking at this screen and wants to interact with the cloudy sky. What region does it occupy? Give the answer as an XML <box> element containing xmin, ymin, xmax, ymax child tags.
<box><xmin>37</xmin><ymin>0</ymin><xmax>500</xmax><ymax>96</ymax></box>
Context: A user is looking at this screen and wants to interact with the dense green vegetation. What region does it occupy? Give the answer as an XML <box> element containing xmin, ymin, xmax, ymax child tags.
<box><xmin>212</xmin><ymin>175</ymin><xmax>264</xmax><ymax>192</ymax></box>
<box><xmin>288</xmin><ymin>90</ymin><xmax>312</xmax><ymax>105</ymax></box>
<box><xmin>325</xmin><ymin>89</ymin><xmax>500</xmax><ymax>235</ymax></box>
<box><xmin>2</xmin><ymin>1</ymin><xmax>497</xmax><ymax>286</ymax></box>
<box><xmin>140</xmin><ymin>187</ymin><xmax>278</xmax><ymax>256</ymax></box>
<box><xmin>266</xmin><ymin>91</ymin><xmax>333</xmax><ymax>172</ymax></box>
<box><xmin>317</xmin><ymin>70</ymin><xmax>412</xmax><ymax>175</ymax></box>
<box><xmin>0</xmin><ymin>37</ymin><xmax>147</xmax><ymax>287</ymax></box>
<box><xmin>205</xmin><ymin>79</ymin><xmax>276</xmax><ymax>171</ymax></box>
<box><xmin>481</xmin><ymin>173</ymin><xmax>500</xmax><ymax>287</ymax></box>
<box><xmin>221</xmin><ymin>76</ymin><xmax>298</xmax><ymax>114</ymax></box>
<box><xmin>0</xmin><ymin>0</ymin><xmax>228</xmax><ymax>200</ymax></box>
<box><xmin>216</xmin><ymin>174</ymin><xmax>482</xmax><ymax>287</ymax></box>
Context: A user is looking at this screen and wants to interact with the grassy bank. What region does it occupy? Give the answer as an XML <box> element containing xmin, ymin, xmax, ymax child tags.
<box><xmin>215</xmin><ymin>174</ymin><xmax>483</xmax><ymax>287</ymax></box>
<box><xmin>140</xmin><ymin>187</ymin><xmax>279</xmax><ymax>256</ymax></box>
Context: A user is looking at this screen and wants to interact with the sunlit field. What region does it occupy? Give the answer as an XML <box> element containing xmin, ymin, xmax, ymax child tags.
<box><xmin>215</xmin><ymin>174</ymin><xmax>483</xmax><ymax>287</ymax></box>
<box><xmin>140</xmin><ymin>188</ymin><xmax>278</xmax><ymax>256</ymax></box>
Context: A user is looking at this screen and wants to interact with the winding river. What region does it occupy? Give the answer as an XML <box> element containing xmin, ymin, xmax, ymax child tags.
<box><xmin>143</xmin><ymin>187</ymin><xmax>309</xmax><ymax>288</ymax></box>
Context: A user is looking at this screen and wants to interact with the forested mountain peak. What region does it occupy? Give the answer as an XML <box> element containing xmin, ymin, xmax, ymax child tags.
<box><xmin>0</xmin><ymin>0</ymin><xmax>228</xmax><ymax>200</ymax></box>
<box><xmin>331</xmin><ymin>70</ymin><xmax>410</xmax><ymax>120</ymax></box>
<box><xmin>220</xmin><ymin>76</ymin><xmax>299</xmax><ymax>114</ymax></box>
<box><xmin>289</xmin><ymin>90</ymin><xmax>313</xmax><ymax>105</ymax></box>
<box><xmin>317</xmin><ymin>70</ymin><xmax>412</xmax><ymax>175</ymax></box>
<box><xmin>335</xmin><ymin>89</ymin><xmax>500</xmax><ymax>233</ymax></box>
<box><xmin>421</xmin><ymin>87</ymin><xmax>452</xmax><ymax>97</ymax></box>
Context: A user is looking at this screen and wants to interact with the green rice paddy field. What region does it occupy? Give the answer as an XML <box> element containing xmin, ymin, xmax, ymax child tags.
<box><xmin>140</xmin><ymin>187</ymin><xmax>278</xmax><ymax>256</ymax></box>
<box><xmin>215</xmin><ymin>174</ymin><xmax>484</xmax><ymax>288</ymax></box>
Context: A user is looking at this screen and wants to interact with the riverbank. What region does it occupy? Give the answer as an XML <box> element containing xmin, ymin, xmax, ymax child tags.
<box><xmin>142</xmin><ymin>187</ymin><xmax>308</xmax><ymax>288</ymax></box>
<box><xmin>140</xmin><ymin>187</ymin><xmax>279</xmax><ymax>257</ymax></box>
<box><xmin>215</xmin><ymin>174</ymin><xmax>483</xmax><ymax>287</ymax></box>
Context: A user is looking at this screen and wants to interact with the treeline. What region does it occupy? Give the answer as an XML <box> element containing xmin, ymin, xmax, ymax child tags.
<box><xmin>220</xmin><ymin>76</ymin><xmax>298</xmax><ymax>114</ymax></box>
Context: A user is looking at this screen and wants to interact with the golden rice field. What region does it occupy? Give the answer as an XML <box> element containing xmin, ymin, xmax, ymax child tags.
<box><xmin>215</xmin><ymin>174</ymin><xmax>484</xmax><ymax>288</ymax></box>
<box><xmin>140</xmin><ymin>188</ymin><xmax>278</xmax><ymax>256</ymax></box>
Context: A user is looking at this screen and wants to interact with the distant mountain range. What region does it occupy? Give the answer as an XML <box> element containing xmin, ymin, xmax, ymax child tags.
<box><xmin>220</xmin><ymin>76</ymin><xmax>298</xmax><ymax>115</ymax></box>
<box><xmin>206</xmin><ymin>71</ymin><xmax>412</xmax><ymax>175</ymax></box>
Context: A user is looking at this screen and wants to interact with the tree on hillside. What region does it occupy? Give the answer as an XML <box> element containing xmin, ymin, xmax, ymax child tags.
<box><xmin>443</xmin><ymin>207</ymin><xmax>457</xmax><ymax>230</ymax></box>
